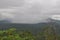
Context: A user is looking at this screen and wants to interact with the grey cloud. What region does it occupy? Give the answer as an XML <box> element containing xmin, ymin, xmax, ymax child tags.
<box><xmin>0</xmin><ymin>0</ymin><xmax>60</xmax><ymax>24</ymax></box>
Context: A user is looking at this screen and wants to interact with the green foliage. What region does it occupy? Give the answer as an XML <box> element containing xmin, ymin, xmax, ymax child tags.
<box><xmin>0</xmin><ymin>28</ymin><xmax>35</xmax><ymax>40</ymax></box>
<box><xmin>0</xmin><ymin>25</ymin><xmax>59</xmax><ymax>40</ymax></box>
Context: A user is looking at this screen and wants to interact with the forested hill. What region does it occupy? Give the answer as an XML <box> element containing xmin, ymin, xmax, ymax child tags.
<box><xmin>0</xmin><ymin>20</ymin><xmax>60</xmax><ymax>34</ymax></box>
<box><xmin>0</xmin><ymin>23</ymin><xmax>47</xmax><ymax>33</ymax></box>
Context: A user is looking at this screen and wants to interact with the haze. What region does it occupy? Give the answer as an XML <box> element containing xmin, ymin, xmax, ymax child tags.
<box><xmin>0</xmin><ymin>0</ymin><xmax>60</xmax><ymax>24</ymax></box>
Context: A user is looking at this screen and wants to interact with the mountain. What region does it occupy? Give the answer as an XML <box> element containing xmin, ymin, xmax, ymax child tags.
<box><xmin>0</xmin><ymin>20</ymin><xmax>60</xmax><ymax>34</ymax></box>
<box><xmin>0</xmin><ymin>20</ymin><xmax>11</xmax><ymax>23</ymax></box>
<box><xmin>0</xmin><ymin>21</ymin><xmax>47</xmax><ymax>34</ymax></box>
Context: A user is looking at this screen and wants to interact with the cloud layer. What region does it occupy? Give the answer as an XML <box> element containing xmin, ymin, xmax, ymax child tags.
<box><xmin>0</xmin><ymin>0</ymin><xmax>60</xmax><ymax>24</ymax></box>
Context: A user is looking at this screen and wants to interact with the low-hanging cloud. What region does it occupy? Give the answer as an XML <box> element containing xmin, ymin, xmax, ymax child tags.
<box><xmin>0</xmin><ymin>0</ymin><xmax>60</xmax><ymax>24</ymax></box>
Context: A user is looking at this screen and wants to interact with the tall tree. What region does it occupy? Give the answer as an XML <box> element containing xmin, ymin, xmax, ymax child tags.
<box><xmin>43</xmin><ymin>22</ymin><xmax>58</xmax><ymax>40</ymax></box>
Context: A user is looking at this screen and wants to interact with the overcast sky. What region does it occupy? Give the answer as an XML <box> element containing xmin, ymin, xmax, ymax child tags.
<box><xmin>0</xmin><ymin>0</ymin><xmax>60</xmax><ymax>24</ymax></box>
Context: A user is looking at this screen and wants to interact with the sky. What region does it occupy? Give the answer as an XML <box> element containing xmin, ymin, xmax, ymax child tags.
<box><xmin>50</xmin><ymin>15</ymin><xmax>60</xmax><ymax>20</ymax></box>
<box><xmin>0</xmin><ymin>0</ymin><xmax>60</xmax><ymax>24</ymax></box>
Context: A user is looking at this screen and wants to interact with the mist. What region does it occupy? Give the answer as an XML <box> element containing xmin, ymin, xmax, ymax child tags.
<box><xmin>0</xmin><ymin>0</ymin><xmax>60</xmax><ymax>24</ymax></box>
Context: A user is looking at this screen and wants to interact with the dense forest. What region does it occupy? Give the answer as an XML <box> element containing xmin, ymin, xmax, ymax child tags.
<box><xmin>0</xmin><ymin>22</ymin><xmax>60</xmax><ymax>40</ymax></box>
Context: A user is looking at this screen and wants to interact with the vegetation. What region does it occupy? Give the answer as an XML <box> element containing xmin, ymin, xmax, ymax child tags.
<box><xmin>0</xmin><ymin>25</ymin><xmax>60</xmax><ymax>40</ymax></box>
<box><xmin>0</xmin><ymin>28</ymin><xmax>35</xmax><ymax>40</ymax></box>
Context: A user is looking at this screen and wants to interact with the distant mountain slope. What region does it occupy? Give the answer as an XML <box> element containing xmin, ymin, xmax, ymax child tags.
<box><xmin>0</xmin><ymin>22</ymin><xmax>47</xmax><ymax>34</ymax></box>
<box><xmin>0</xmin><ymin>20</ymin><xmax>11</xmax><ymax>23</ymax></box>
<box><xmin>0</xmin><ymin>21</ymin><xmax>60</xmax><ymax>34</ymax></box>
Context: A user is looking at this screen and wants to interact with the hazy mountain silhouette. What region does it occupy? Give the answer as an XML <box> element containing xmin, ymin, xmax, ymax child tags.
<box><xmin>0</xmin><ymin>20</ymin><xmax>60</xmax><ymax>34</ymax></box>
<box><xmin>0</xmin><ymin>20</ymin><xmax>11</xmax><ymax>23</ymax></box>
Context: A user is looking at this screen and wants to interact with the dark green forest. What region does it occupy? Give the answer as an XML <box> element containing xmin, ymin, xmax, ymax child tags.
<box><xmin>0</xmin><ymin>23</ymin><xmax>60</xmax><ymax>40</ymax></box>
<box><xmin>0</xmin><ymin>20</ymin><xmax>60</xmax><ymax>40</ymax></box>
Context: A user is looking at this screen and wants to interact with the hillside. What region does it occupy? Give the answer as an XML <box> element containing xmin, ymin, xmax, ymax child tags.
<box><xmin>0</xmin><ymin>22</ymin><xmax>60</xmax><ymax>34</ymax></box>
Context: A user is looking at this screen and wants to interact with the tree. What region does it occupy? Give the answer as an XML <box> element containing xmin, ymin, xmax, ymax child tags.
<box><xmin>0</xmin><ymin>28</ymin><xmax>35</xmax><ymax>40</ymax></box>
<box><xmin>43</xmin><ymin>24</ymin><xmax>58</xmax><ymax>40</ymax></box>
